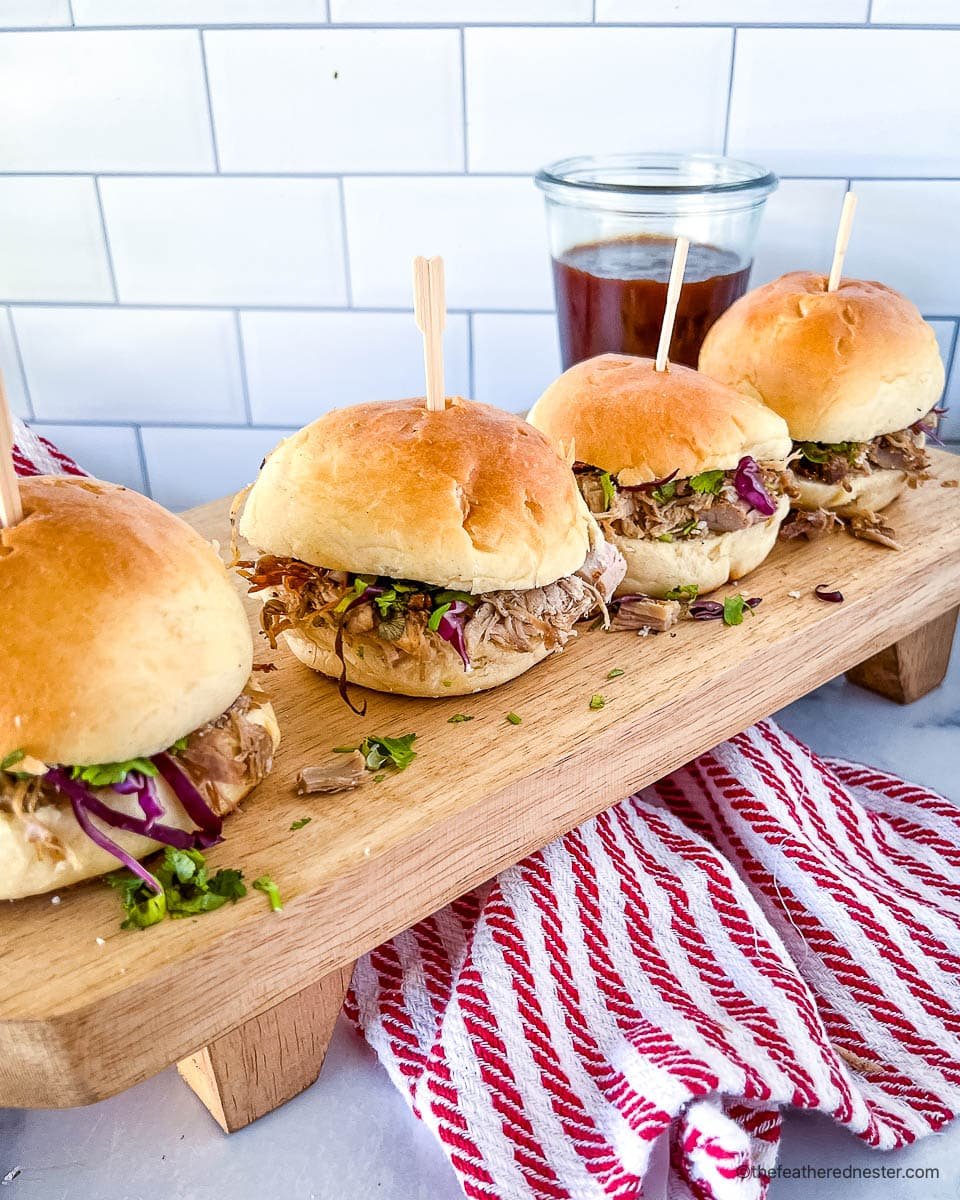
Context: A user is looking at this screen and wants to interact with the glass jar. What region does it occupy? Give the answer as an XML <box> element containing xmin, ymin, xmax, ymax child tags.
<box><xmin>535</xmin><ymin>152</ymin><xmax>777</xmax><ymax>370</ymax></box>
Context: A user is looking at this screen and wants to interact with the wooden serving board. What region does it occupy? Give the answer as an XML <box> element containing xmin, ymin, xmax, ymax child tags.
<box><xmin>2</xmin><ymin>451</ymin><xmax>959</xmax><ymax>1130</ymax></box>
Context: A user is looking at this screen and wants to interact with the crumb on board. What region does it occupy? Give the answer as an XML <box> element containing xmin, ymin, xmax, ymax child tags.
<box><xmin>787</xmin><ymin>590</ymin><xmax>801</xmax><ymax>599</ymax></box>
<box><xmin>95</xmin><ymin>937</ymin><xmax>106</xmax><ymax>947</ymax></box>
<box><xmin>50</xmin><ymin>895</ymin><xmax>61</xmax><ymax>905</ymax></box>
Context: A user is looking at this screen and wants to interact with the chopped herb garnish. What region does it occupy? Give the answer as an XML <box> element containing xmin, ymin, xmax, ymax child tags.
<box><xmin>589</xmin><ymin>694</ymin><xmax>606</xmax><ymax>710</ymax></box>
<box><xmin>373</xmin><ymin>773</ymin><xmax>386</xmax><ymax>783</ymax></box>
<box><xmin>427</xmin><ymin>602</ymin><xmax>452</xmax><ymax>631</ymax></box>
<box><xmin>722</xmin><ymin>594</ymin><xmax>754</xmax><ymax>626</ymax></box>
<box><xmin>651</xmin><ymin>480</ymin><xmax>677</xmax><ymax>504</ymax></box>
<box><xmin>689</xmin><ymin>469</ymin><xmax>725</xmax><ymax>495</ymax></box>
<box><xmin>506</xmin><ymin>712</ymin><xmax>522</xmax><ymax>726</ymax></box>
<box><xmin>607</xmin><ymin>668</ymin><xmax>625</xmax><ymax>680</ymax></box>
<box><xmin>290</xmin><ymin>817</ymin><xmax>312</xmax><ymax>831</ymax></box>
<box><xmin>675</xmin><ymin>519</ymin><xmax>701</xmax><ymax>539</ymax></box>
<box><xmin>599</xmin><ymin>471</ymin><xmax>616</xmax><ymax>511</ymax></box>
<box><xmin>665</xmin><ymin>583</ymin><xmax>699</xmax><ymax>602</ymax></box>
<box><xmin>448</xmin><ymin>713</ymin><xmax>474</xmax><ymax>723</ymax></box>
<box><xmin>72</xmin><ymin>758</ymin><xmax>159</xmax><ymax>787</ymax></box>
<box><xmin>335</xmin><ymin>734</ymin><xmax>418</xmax><ymax>773</ymax></box>
<box><xmin>169</xmin><ymin>736</ymin><xmax>189</xmax><ymax>754</ymax></box>
<box><xmin>0</xmin><ymin>749</ymin><xmax>25</xmax><ymax>773</ymax></box>
<box><xmin>106</xmin><ymin>847</ymin><xmax>246</xmax><ymax>931</ymax></box>
<box><xmin>656</xmin><ymin>533</ymin><xmax>674</xmax><ymax>543</ymax></box>
<box><xmin>253</xmin><ymin>876</ymin><xmax>283</xmax><ymax>913</ymax></box>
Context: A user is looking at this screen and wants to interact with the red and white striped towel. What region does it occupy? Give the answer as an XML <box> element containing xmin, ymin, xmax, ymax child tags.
<box><xmin>15</xmin><ymin>421</ymin><xmax>959</xmax><ymax>1197</ymax></box>
<box><xmin>347</xmin><ymin>721</ymin><xmax>960</xmax><ymax>1200</ymax></box>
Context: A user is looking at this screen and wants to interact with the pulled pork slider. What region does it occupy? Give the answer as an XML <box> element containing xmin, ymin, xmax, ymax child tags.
<box><xmin>699</xmin><ymin>272</ymin><xmax>943</xmax><ymax>524</ymax></box>
<box><xmin>0</xmin><ymin>477</ymin><xmax>279</xmax><ymax>901</ymax></box>
<box><xmin>527</xmin><ymin>354</ymin><xmax>792</xmax><ymax>599</ymax></box>
<box><xmin>237</xmin><ymin>397</ymin><xmax>625</xmax><ymax>704</ymax></box>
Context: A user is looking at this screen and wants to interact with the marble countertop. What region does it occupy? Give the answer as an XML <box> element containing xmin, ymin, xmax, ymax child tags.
<box><xmin>2</xmin><ymin>644</ymin><xmax>958</xmax><ymax>1200</ymax></box>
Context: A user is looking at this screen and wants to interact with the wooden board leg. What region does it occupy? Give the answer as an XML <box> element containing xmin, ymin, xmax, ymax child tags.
<box><xmin>846</xmin><ymin>606</ymin><xmax>958</xmax><ymax>704</ymax></box>
<box><xmin>176</xmin><ymin>962</ymin><xmax>354</xmax><ymax>1132</ymax></box>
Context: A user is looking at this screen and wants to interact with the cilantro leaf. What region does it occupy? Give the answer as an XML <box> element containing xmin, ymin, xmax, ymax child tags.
<box><xmin>722</xmin><ymin>594</ymin><xmax>755</xmax><ymax>627</ymax></box>
<box><xmin>290</xmin><ymin>817</ymin><xmax>312</xmax><ymax>831</ymax></box>
<box><xmin>689</xmin><ymin>469</ymin><xmax>725</xmax><ymax>495</ymax></box>
<box><xmin>106</xmin><ymin>847</ymin><xmax>246</xmax><ymax>931</ymax></box>
<box><xmin>607</xmin><ymin>668</ymin><xmax>625</xmax><ymax>680</ymax></box>
<box><xmin>362</xmin><ymin>734</ymin><xmax>417</xmax><ymax>772</ymax></box>
<box><xmin>71</xmin><ymin>758</ymin><xmax>159</xmax><ymax>787</ymax></box>
<box><xmin>506</xmin><ymin>712</ymin><xmax>522</xmax><ymax>726</ymax></box>
<box><xmin>589</xmin><ymin>694</ymin><xmax>606</xmax><ymax>711</ymax></box>
<box><xmin>599</xmin><ymin>471</ymin><xmax>616</xmax><ymax>511</ymax></box>
<box><xmin>427</xmin><ymin>602</ymin><xmax>452</xmax><ymax>631</ymax></box>
<box><xmin>0</xmin><ymin>749</ymin><xmax>25</xmax><ymax>773</ymax></box>
<box><xmin>253</xmin><ymin>876</ymin><xmax>283</xmax><ymax>913</ymax></box>
<box><xmin>447</xmin><ymin>713</ymin><xmax>474</xmax><ymax>723</ymax></box>
<box><xmin>651</xmin><ymin>480</ymin><xmax>677</xmax><ymax>504</ymax></box>
<box><xmin>665</xmin><ymin>583</ymin><xmax>699</xmax><ymax>602</ymax></box>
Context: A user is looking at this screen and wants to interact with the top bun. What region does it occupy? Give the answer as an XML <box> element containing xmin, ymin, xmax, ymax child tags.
<box><xmin>527</xmin><ymin>353</ymin><xmax>792</xmax><ymax>485</ymax></box>
<box><xmin>239</xmin><ymin>397</ymin><xmax>595</xmax><ymax>593</ymax></box>
<box><xmin>698</xmin><ymin>271</ymin><xmax>945</xmax><ymax>442</ymax></box>
<box><xmin>0</xmin><ymin>476</ymin><xmax>253</xmax><ymax>766</ymax></box>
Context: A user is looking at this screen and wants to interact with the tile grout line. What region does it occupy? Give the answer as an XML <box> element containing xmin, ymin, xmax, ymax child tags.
<box><xmin>7</xmin><ymin>21</ymin><xmax>960</xmax><ymax>30</ymax></box>
<box><xmin>337</xmin><ymin>177</ymin><xmax>354</xmax><ymax>307</ymax></box>
<box><xmin>467</xmin><ymin>311</ymin><xmax>476</xmax><ymax>398</ymax></box>
<box><xmin>4</xmin><ymin>171</ymin><xmax>960</xmax><ymax>181</ymax></box>
<box><xmin>93</xmin><ymin>176</ymin><xmax>120</xmax><ymax>303</ymax></box>
<box><xmin>459</xmin><ymin>26</ymin><xmax>469</xmax><ymax>173</ymax></box>
<box><xmin>722</xmin><ymin>27</ymin><xmax>737</xmax><ymax>155</ymax></box>
<box><xmin>233</xmin><ymin>310</ymin><xmax>254</xmax><ymax>424</ymax></box>
<box><xmin>65</xmin><ymin>0</ymin><xmax>75</xmax><ymax>26</ymax></box>
<box><xmin>134</xmin><ymin>425</ymin><xmax>153</xmax><ymax>497</ymax></box>
<box><xmin>5</xmin><ymin>308</ymin><xmax>35</xmax><ymax>421</ymax></box>
<box><xmin>198</xmin><ymin>29</ymin><xmax>222</xmax><ymax>173</ymax></box>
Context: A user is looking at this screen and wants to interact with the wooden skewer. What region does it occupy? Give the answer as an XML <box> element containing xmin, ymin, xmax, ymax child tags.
<box><xmin>413</xmin><ymin>256</ymin><xmax>447</xmax><ymax>412</ymax></box>
<box><xmin>654</xmin><ymin>236</ymin><xmax>689</xmax><ymax>373</ymax></box>
<box><xmin>827</xmin><ymin>191</ymin><xmax>858</xmax><ymax>293</ymax></box>
<box><xmin>0</xmin><ymin>371</ymin><xmax>23</xmax><ymax>529</ymax></box>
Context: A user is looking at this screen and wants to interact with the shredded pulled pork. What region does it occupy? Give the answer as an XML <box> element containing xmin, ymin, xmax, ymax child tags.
<box><xmin>238</xmin><ymin>542</ymin><xmax>625</xmax><ymax>667</ymax></box>
<box><xmin>610</xmin><ymin>596</ymin><xmax>681</xmax><ymax>633</ymax></box>
<box><xmin>849</xmin><ymin>511</ymin><xmax>903</xmax><ymax>552</ymax></box>
<box><xmin>297</xmin><ymin>751</ymin><xmax>367</xmax><ymax>795</ymax></box>
<box><xmin>780</xmin><ymin>507</ymin><xmax>843</xmax><ymax>541</ymax></box>
<box><xmin>176</xmin><ymin>686</ymin><xmax>276</xmax><ymax>811</ymax></box>
<box><xmin>576</xmin><ymin>463</ymin><xmax>788</xmax><ymax>542</ymax></box>
<box><xmin>793</xmin><ymin>426</ymin><xmax>930</xmax><ymax>490</ymax></box>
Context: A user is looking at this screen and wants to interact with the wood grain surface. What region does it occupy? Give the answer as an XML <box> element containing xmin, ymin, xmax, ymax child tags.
<box><xmin>2</xmin><ymin>451</ymin><xmax>959</xmax><ymax>1109</ymax></box>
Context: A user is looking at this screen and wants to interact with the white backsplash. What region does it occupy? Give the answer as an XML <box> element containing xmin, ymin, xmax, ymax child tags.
<box><xmin>0</xmin><ymin>4</ymin><xmax>957</xmax><ymax>509</ymax></box>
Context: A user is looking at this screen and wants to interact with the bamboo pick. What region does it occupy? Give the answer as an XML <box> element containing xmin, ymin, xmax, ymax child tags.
<box><xmin>0</xmin><ymin>371</ymin><xmax>23</xmax><ymax>529</ymax></box>
<box><xmin>654</xmin><ymin>236</ymin><xmax>690</xmax><ymax>373</ymax></box>
<box><xmin>413</xmin><ymin>256</ymin><xmax>447</xmax><ymax>412</ymax></box>
<box><xmin>827</xmin><ymin>191</ymin><xmax>858</xmax><ymax>293</ymax></box>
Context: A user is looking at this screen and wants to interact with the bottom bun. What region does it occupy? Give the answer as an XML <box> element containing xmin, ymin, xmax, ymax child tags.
<box><xmin>284</xmin><ymin>624</ymin><xmax>553</xmax><ymax>698</ymax></box>
<box><xmin>613</xmin><ymin>494</ymin><xmax>789</xmax><ymax>598</ymax></box>
<box><xmin>0</xmin><ymin>700</ymin><xmax>279</xmax><ymax>901</ymax></box>
<box><xmin>793</xmin><ymin>469</ymin><xmax>905</xmax><ymax>516</ymax></box>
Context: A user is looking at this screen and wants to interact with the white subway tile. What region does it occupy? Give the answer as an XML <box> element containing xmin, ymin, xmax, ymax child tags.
<box><xmin>465</xmin><ymin>27</ymin><xmax>731</xmax><ymax>173</ymax></box>
<box><xmin>0</xmin><ymin>309</ymin><xmax>29</xmax><ymax>418</ymax></box>
<box><xmin>942</xmin><ymin>361</ymin><xmax>960</xmax><ymax>442</ymax></box>
<box><xmin>597</xmin><ymin>0</ymin><xmax>867</xmax><ymax>19</ymax></box>
<box><xmin>141</xmin><ymin>425</ymin><xmax>291</xmax><ymax>511</ymax></box>
<box><xmin>843</xmin><ymin>182</ymin><xmax>960</xmax><ymax>315</ymax></box>
<box><xmin>344</xmin><ymin>177</ymin><xmax>551</xmax><ymax>309</ymax></box>
<box><xmin>472</xmin><ymin>313</ymin><xmax>559</xmax><ymax>415</ymax></box>
<box><xmin>728</xmin><ymin>30</ymin><xmax>960</xmax><ymax>177</ymax></box>
<box><xmin>927</xmin><ymin>320</ymin><xmax>956</xmax><ymax>372</ymax></box>
<box><xmin>0</xmin><ymin>0</ymin><xmax>70</xmax><ymax>25</ymax></box>
<box><xmin>100</xmin><ymin>178</ymin><xmax>346</xmax><ymax>306</ymax></box>
<box><xmin>29</xmin><ymin>424</ymin><xmax>146</xmax><ymax>493</ymax></box>
<box><xmin>749</xmin><ymin>178</ymin><xmax>849</xmax><ymax>286</ymax></box>
<box><xmin>331</xmin><ymin>0</ymin><xmax>591</xmax><ymax>19</ymax></box>
<box><xmin>73</xmin><ymin>0</ymin><xmax>328</xmax><ymax>22</ymax></box>
<box><xmin>871</xmin><ymin>1</ymin><xmax>960</xmax><ymax>21</ymax></box>
<box><xmin>241</xmin><ymin>310</ymin><xmax>470</xmax><ymax>426</ymax></box>
<box><xmin>207</xmin><ymin>30</ymin><xmax>462</xmax><ymax>173</ymax></box>
<box><xmin>0</xmin><ymin>32</ymin><xmax>213</xmax><ymax>172</ymax></box>
<box><xmin>13</xmin><ymin>308</ymin><xmax>246</xmax><ymax>424</ymax></box>
<box><xmin>0</xmin><ymin>178</ymin><xmax>113</xmax><ymax>303</ymax></box>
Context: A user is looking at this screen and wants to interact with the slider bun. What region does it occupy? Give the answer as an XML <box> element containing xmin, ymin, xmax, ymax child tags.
<box><xmin>282</xmin><ymin>623</ymin><xmax>553</xmax><ymax>699</ymax></box>
<box><xmin>0</xmin><ymin>477</ymin><xmax>253</xmax><ymax>767</ymax></box>
<box><xmin>793</xmin><ymin>468</ymin><xmax>905</xmax><ymax>516</ymax></box>
<box><xmin>240</xmin><ymin>397</ymin><xmax>593</xmax><ymax>593</ymax></box>
<box><xmin>698</xmin><ymin>272</ymin><xmax>945</xmax><ymax>442</ymax></box>
<box><xmin>614</xmin><ymin>493</ymin><xmax>789</xmax><ymax>598</ymax></box>
<box><xmin>527</xmin><ymin>354</ymin><xmax>792</xmax><ymax>484</ymax></box>
<box><xmin>0</xmin><ymin>699</ymin><xmax>279</xmax><ymax>901</ymax></box>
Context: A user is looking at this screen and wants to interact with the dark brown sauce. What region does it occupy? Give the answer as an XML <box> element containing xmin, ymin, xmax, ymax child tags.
<box><xmin>552</xmin><ymin>235</ymin><xmax>752</xmax><ymax>369</ymax></box>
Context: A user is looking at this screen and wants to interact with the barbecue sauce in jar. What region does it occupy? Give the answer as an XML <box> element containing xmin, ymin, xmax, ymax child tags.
<box><xmin>552</xmin><ymin>235</ymin><xmax>751</xmax><ymax>369</ymax></box>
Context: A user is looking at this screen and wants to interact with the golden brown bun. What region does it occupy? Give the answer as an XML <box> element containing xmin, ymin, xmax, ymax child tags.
<box><xmin>0</xmin><ymin>699</ymin><xmax>279</xmax><ymax>900</ymax></box>
<box><xmin>0</xmin><ymin>476</ymin><xmax>253</xmax><ymax>766</ymax></box>
<box><xmin>282</xmin><ymin>623</ymin><xmax>554</xmax><ymax>698</ymax></box>
<box><xmin>240</xmin><ymin>397</ymin><xmax>594</xmax><ymax>593</ymax></box>
<box><xmin>613</xmin><ymin>493</ymin><xmax>789</xmax><ymax>598</ymax></box>
<box><xmin>793</xmin><ymin>468</ymin><xmax>905</xmax><ymax>516</ymax></box>
<box><xmin>527</xmin><ymin>354</ymin><xmax>792</xmax><ymax>484</ymax></box>
<box><xmin>698</xmin><ymin>272</ymin><xmax>945</xmax><ymax>442</ymax></box>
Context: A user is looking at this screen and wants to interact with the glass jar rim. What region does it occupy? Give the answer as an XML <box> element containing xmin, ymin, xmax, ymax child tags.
<box><xmin>535</xmin><ymin>152</ymin><xmax>778</xmax><ymax>200</ymax></box>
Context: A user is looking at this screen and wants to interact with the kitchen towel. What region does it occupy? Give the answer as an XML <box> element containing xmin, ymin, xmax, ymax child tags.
<box><xmin>10</xmin><ymin>416</ymin><xmax>86</xmax><ymax>479</ymax></box>
<box><xmin>348</xmin><ymin>720</ymin><xmax>960</xmax><ymax>1200</ymax></box>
